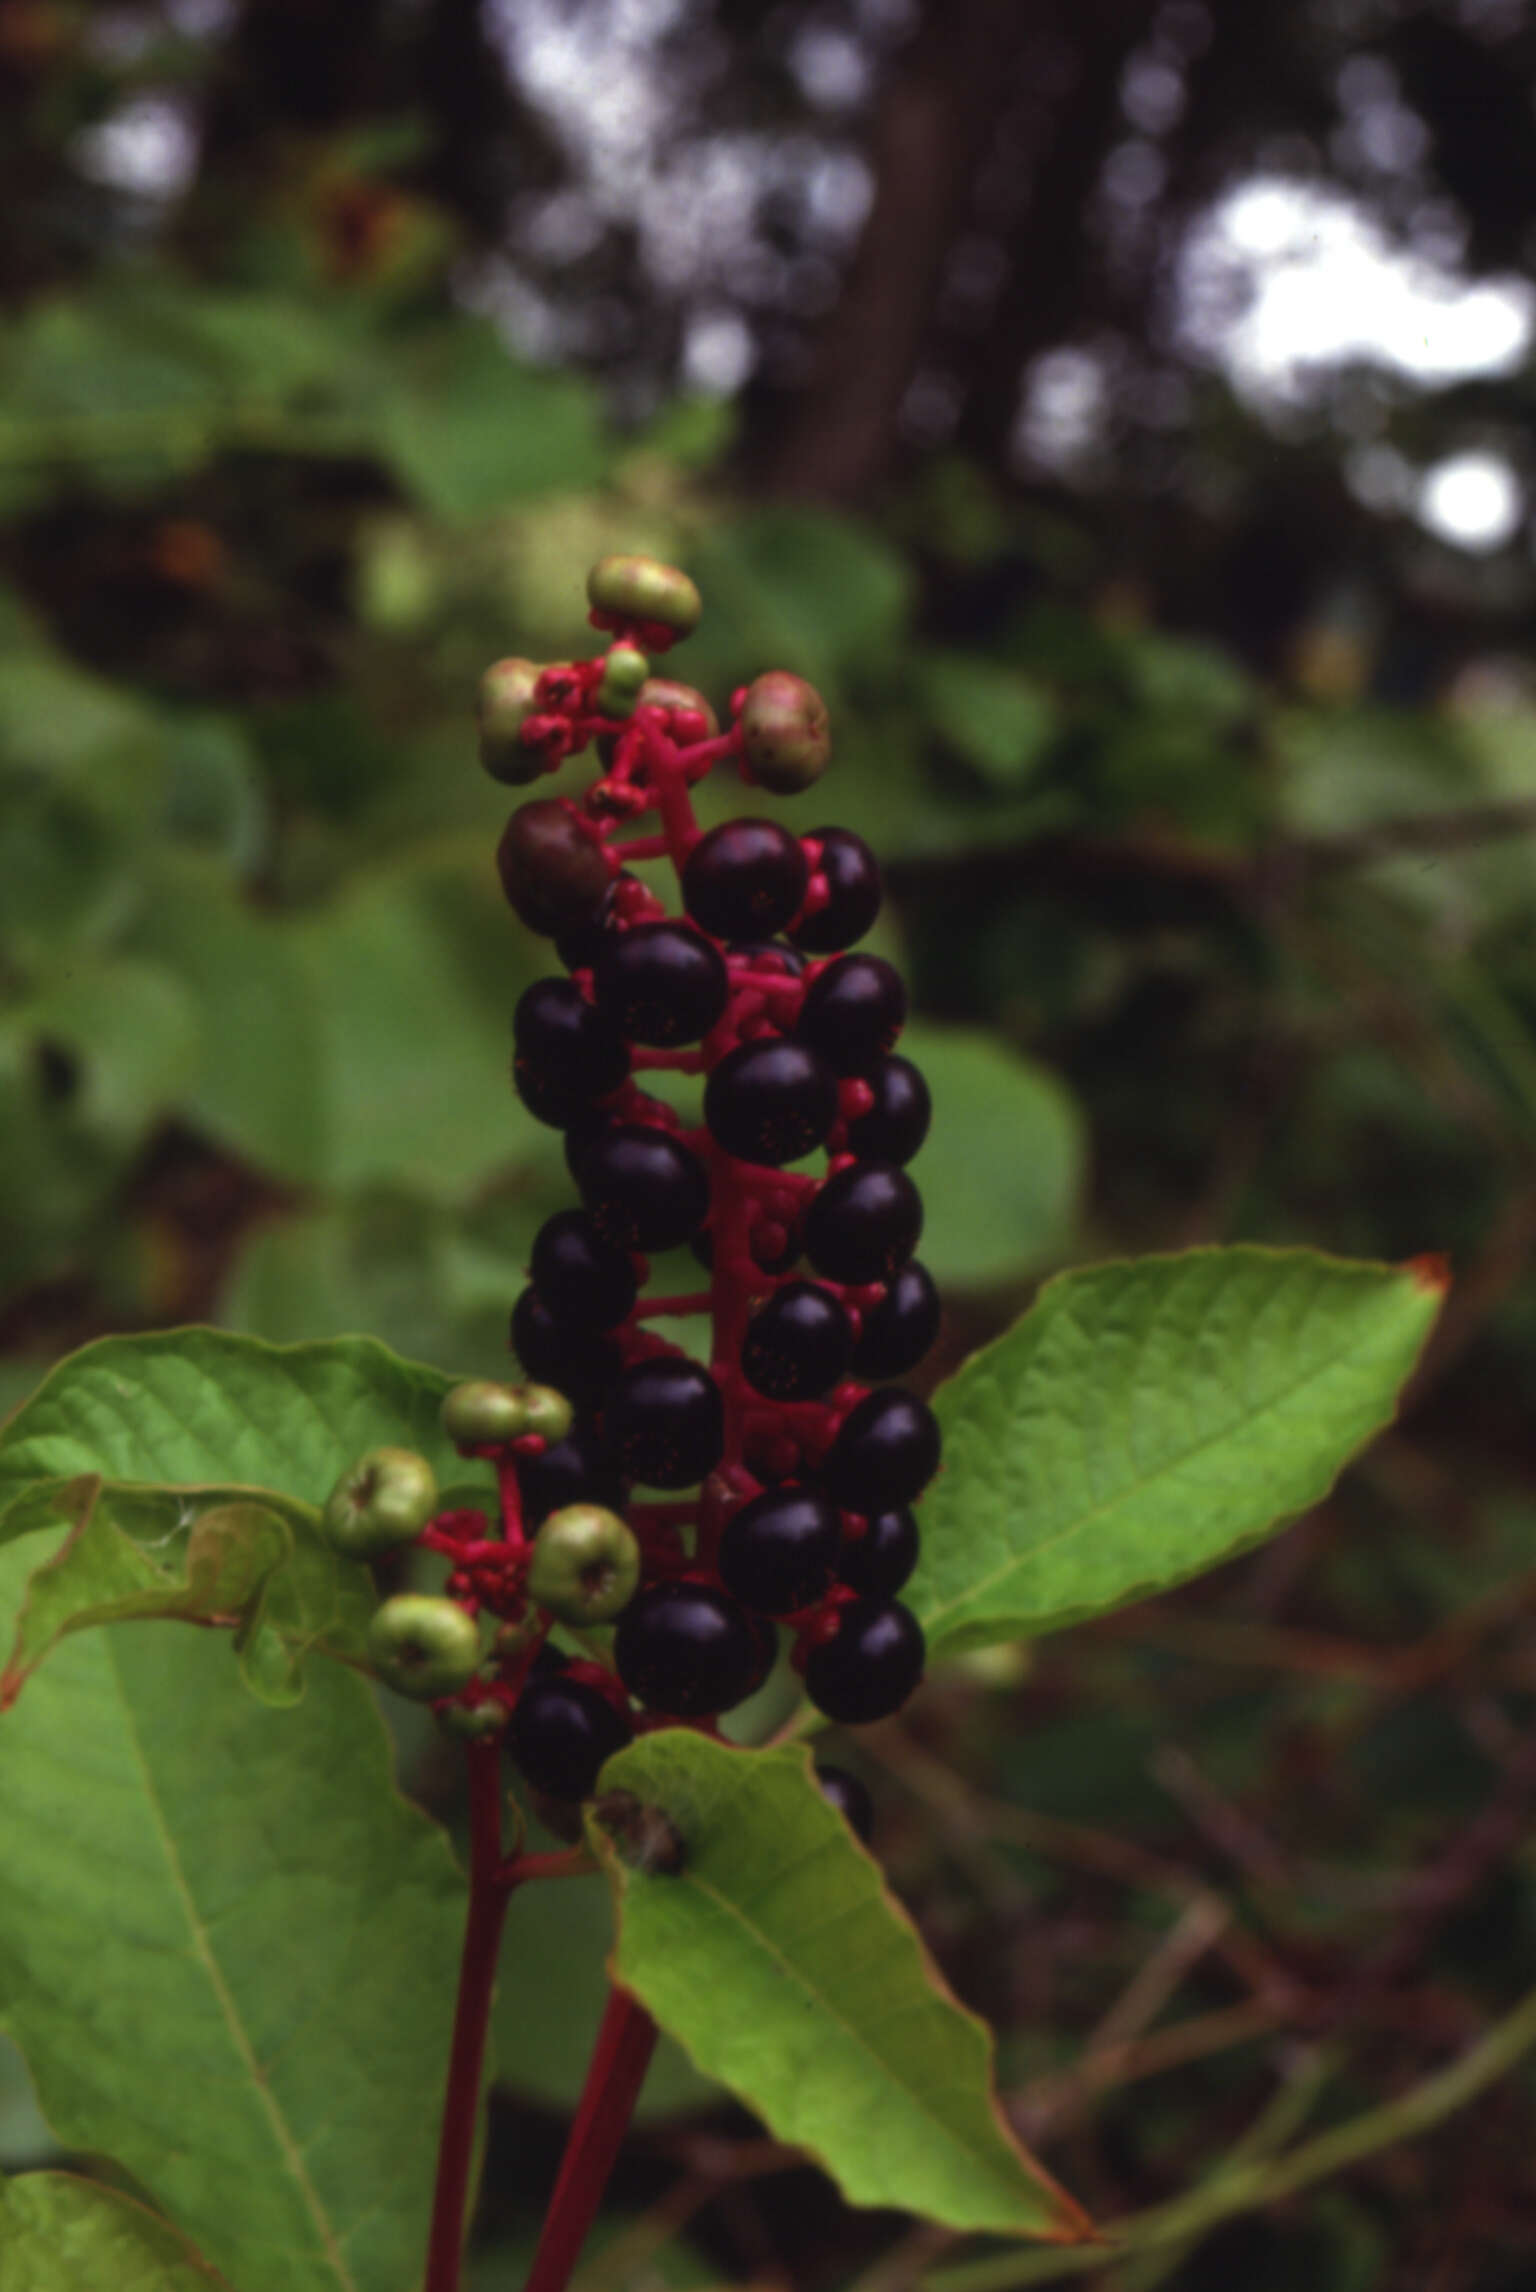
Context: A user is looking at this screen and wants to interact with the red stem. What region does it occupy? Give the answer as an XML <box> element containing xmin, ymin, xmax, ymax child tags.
<box><xmin>424</xmin><ymin>1740</ymin><xmax>513</xmax><ymax>2292</ymax></box>
<box><xmin>521</xmin><ymin>1985</ymin><xmax>660</xmax><ymax>2292</ymax></box>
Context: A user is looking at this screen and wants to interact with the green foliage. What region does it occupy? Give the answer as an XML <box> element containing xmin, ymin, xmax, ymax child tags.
<box><xmin>590</xmin><ymin>1733</ymin><xmax>1087</xmax><ymax>2242</ymax></box>
<box><xmin>914</xmin><ymin>1248</ymin><xmax>1443</xmax><ymax>1655</ymax></box>
<box><xmin>1</xmin><ymin>2171</ymin><xmax>235</xmax><ymax>2289</ymax></box>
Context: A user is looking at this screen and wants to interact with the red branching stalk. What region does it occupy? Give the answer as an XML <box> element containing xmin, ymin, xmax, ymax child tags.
<box><xmin>521</xmin><ymin>1985</ymin><xmax>660</xmax><ymax>2292</ymax></box>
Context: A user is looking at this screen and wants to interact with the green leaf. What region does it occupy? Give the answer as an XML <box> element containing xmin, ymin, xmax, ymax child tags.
<box><xmin>683</xmin><ymin>509</ymin><xmax>911</xmax><ymax>694</ymax></box>
<box><xmin>377</xmin><ymin>326</ymin><xmax>610</xmax><ymax>519</ymax></box>
<box><xmin>915</xmin><ymin>652</ymin><xmax>1057</xmax><ymax>786</ymax></box>
<box><xmin>911</xmin><ymin>1247</ymin><xmax>1446</xmax><ymax>1657</ymax></box>
<box><xmin>588</xmin><ymin>1733</ymin><xmax>1090</xmax><ymax>2244</ymax></box>
<box><xmin>0</xmin><ymin>1529</ymin><xmax>468</xmax><ymax>2292</ymax></box>
<box><xmin>1</xmin><ymin>1479</ymin><xmax>292</xmax><ymax>1704</ymax></box>
<box><xmin>1</xmin><ymin>2171</ymin><xmax>236</xmax><ymax>2288</ymax></box>
<box><xmin>905</xmin><ymin>1026</ymin><xmax>1082</xmax><ymax>1287</ymax></box>
<box><xmin>0</xmin><ymin>1328</ymin><xmax>460</xmax><ymax>1516</ymax></box>
<box><xmin>4</xmin><ymin>959</ymin><xmax>200</xmax><ymax>1142</ymax></box>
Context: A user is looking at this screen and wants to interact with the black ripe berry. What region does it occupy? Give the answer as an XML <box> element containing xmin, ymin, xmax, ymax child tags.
<box><xmin>797</xmin><ymin>955</ymin><xmax>907</xmax><ymax>1078</ymax></box>
<box><xmin>824</xmin><ymin>1389</ymin><xmax>941</xmax><ymax>1512</ymax></box>
<box><xmin>837</xmin><ymin>1506</ymin><xmax>920</xmax><ymax>1597</ymax></box>
<box><xmin>555</xmin><ymin>875</ymin><xmax>627</xmax><ymax>973</ymax></box>
<box><xmin>570</xmin><ymin>1122</ymin><xmax>709</xmax><ymax>1250</ymax></box>
<box><xmin>741</xmin><ymin>1282</ymin><xmax>853</xmax><ymax>1402</ymax></box>
<box><xmin>806</xmin><ymin>1598</ymin><xmax>925</xmax><ymax>1724</ymax></box>
<box><xmin>718</xmin><ymin>1484</ymin><xmax>841</xmax><ymax>1615</ymax></box>
<box><xmin>497</xmin><ymin>801</ymin><xmax>612</xmax><ymax>938</ymax></box>
<box><xmin>851</xmin><ymin>1261</ymin><xmax>941</xmax><ymax>1379</ymax></box>
<box><xmin>790</xmin><ymin>829</ymin><xmax>882</xmax><ymax>954</ymax></box>
<box><xmin>512</xmin><ymin>979</ymin><xmax>628</xmax><ymax>1128</ymax></box>
<box><xmin>603</xmin><ymin>1356</ymin><xmax>724</xmax><ymax>1488</ymax></box>
<box><xmin>592</xmin><ymin>921</ymin><xmax>728</xmax><ymax>1046</ymax></box>
<box><xmin>511</xmin><ymin>1289</ymin><xmax>622</xmax><ymax>1408</ymax></box>
<box><xmin>614</xmin><ymin>1581</ymin><xmax>769</xmax><ymax>1716</ymax></box>
<box><xmin>508</xmin><ymin>1674</ymin><xmax>634</xmax><ymax>1801</ymax></box>
<box><xmin>682</xmin><ymin>819</ymin><xmax>809</xmax><ymax>940</ymax></box>
<box><xmin>705</xmin><ymin>1038</ymin><xmax>838</xmax><ymax>1167</ymax></box>
<box><xmin>530</xmin><ymin>1209</ymin><xmax>639</xmax><ymax>1330</ymax></box>
<box><xmin>815</xmin><ymin>1763</ymin><xmax>874</xmax><ymax>1844</ymax></box>
<box><xmin>516</xmin><ymin>1422</ymin><xmax>626</xmax><ymax>1526</ymax></box>
<box><xmin>848</xmin><ymin>1056</ymin><xmax>931</xmax><ymax>1165</ymax></box>
<box><xmin>727</xmin><ymin>939</ymin><xmax>805</xmax><ymax>977</ymax></box>
<box><xmin>805</xmin><ymin>1162</ymin><xmax>922</xmax><ymax>1283</ymax></box>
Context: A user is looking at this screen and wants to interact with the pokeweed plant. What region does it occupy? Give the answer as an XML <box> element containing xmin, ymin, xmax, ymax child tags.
<box><xmin>0</xmin><ymin>556</ymin><xmax>1447</xmax><ymax>2292</ymax></box>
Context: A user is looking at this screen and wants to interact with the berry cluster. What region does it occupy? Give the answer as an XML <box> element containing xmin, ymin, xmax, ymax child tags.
<box><xmin>321</xmin><ymin>556</ymin><xmax>940</xmax><ymax>1821</ymax></box>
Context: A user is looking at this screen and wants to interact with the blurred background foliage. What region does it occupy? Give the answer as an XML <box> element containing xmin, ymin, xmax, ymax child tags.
<box><xmin>5</xmin><ymin>2</ymin><xmax>1536</xmax><ymax>2287</ymax></box>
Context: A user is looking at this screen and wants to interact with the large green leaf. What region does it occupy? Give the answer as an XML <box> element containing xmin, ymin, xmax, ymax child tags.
<box><xmin>911</xmin><ymin>1247</ymin><xmax>1445</xmax><ymax>1657</ymax></box>
<box><xmin>588</xmin><ymin>1733</ymin><xmax>1090</xmax><ymax>2244</ymax></box>
<box><xmin>1</xmin><ymin>1478</ymin><xmax>292</xmax><ymax>1704</ymax></box>
<box><xmin>377</xmin><ymin>327</ymin><xmax>610</xmax><ymax>519</ymax></box>
<box><xmin>904</xmin><ymin>1026</ymin><xmax>1082</xmax><ymax>1288</ymax></box>
<box><xmin>0</xmin><ymin>1329</ymin><xmax>461</xmax><ymax>1515</ymax></box>
<box><xmin>1</xmin><ymin>2172</ymin><xmax>236</xmax><ymax>2288</ymax></box>
<box><xmin>0</xmin><ymin>1530</ymin><xmax>468</xmax><ymax>2292</ymax></box>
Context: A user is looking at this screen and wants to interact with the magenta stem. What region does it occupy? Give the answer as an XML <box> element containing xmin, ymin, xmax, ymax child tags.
<box><xmin>521</xmin><ymin>1985</ymin><xmax>660</xmax><ymax>2292</ymax></box>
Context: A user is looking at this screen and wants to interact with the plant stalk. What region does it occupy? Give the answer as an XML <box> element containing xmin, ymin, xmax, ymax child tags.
<box><xmin>521</xmin><ymin>1983</ymin><xmax>659</xmax><ymax>2292</ymax></box>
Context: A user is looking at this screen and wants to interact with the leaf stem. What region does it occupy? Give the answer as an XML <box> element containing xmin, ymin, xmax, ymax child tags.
<box><xmin>522</xmin><ymin>1983</ymin><xmax>659</xmax><ymax>2292</ymax></box>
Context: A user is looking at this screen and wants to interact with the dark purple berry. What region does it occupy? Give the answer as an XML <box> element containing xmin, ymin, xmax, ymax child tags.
<box><xmin>851</xmin><ymin>1262</ymin><xmax>940</xmax><ymax>1379</ymax></box>
<box><xmin>497</xmin><ymin>801</ymin><xmax>611</xmax><ymax>937</ymax></box>
<box><xmin>511</xmin><ymin>1289</ymin><xmax>622</xmax><ymax>1407</ymax></box>
<box><xmin>705</xmin><ymin>1038</ymin><xmax>838</xmax><ymax>1167</ymax></box>
<box><xmin>824</xmin><ymin>1389</ymin><xmax>941</xmax><ymax>1512</ymax></box>
<box><xmin>837</xmin><ymin>1507</ymin><xmax>919</xmax><ymax>1596</ymax></box>
<box><xmin>516</xmin><ymin>1423</ymin><xmax>626</xmax><ymax>1526</ymax></box>
<box><xmin>741</xmin><ymin>1282</ymin><xmax>854</xmax><ymax>1402</ymax></box>
<box><xmin>797</xmin><ymin>955</ymin><xmax>907</xmax><ymax>1079</ymax></box>
<box><xmin>570</xmin><ymin>1122</ymin><xmax>710</xmax><ymax>1251</ymax></box>
<box><xmin>512</xmin><ymin>979</ymin><xmax>629</xmax><ymax>1128</ymax></box>
<box><xmin>592</xmin><ymin>921</ymin><xmax>728</xmax><ymax>1047</ymax></box>
<box><xmin>728</xmin><ymin>940</ymin><xmax>806</xmax><ymax>976</ymax></box>
<box><xmin>615</xmin><ymin>1581</ymin><xmax>768</xmax><ymax>1716</ymax></box>
<box><xmin>718</xmin><ymin>1485</ymin><xmax>841</xmax><ymax>1615</ymax></box>
<box><xmin>555</xmin><ymin>875</ymin><xmax>629</xmax><ymax>972</ymax></box>
<box><xmin>805</xmin><ymin>1598</ymin><xmax>925</xmax><ymax>1724</ymax></box>
<box><xmin>682</xmin><ymin>819</ymin><xmax>810</xmax><ymax>941</ymax></box>
<box><xmin>530</xmin><ymin>1209</ymin><xmax>639</xmax><ymax>1331</ymax></box>
<box><xmin>789</xmin><ymin>829</ymin><xmax>882</xmax><ymax>954</ymax></box>
<box><xmin>603</xmin><ymin>1356</ymin><xmax>724</xmax><ymax>1488</ymax></box>
<box><xmin>815</xmin><ymin>1763</ymin><xmax>874</xmax><ymax>1843</ymax></box>
<box><xmin>848</xmin><ymin>1057</ymin><xmax>930</xmax><ymax>1165</ymax></box>
<box><xmin>508</xmin><ymin>1675</ymin><xmax>633</xmax><ymax>1801</ymax></box>
<box><xmin>805</xmin><ymin>1163</ymin><xmax>922</xmax><ymax>1284</ymax></box>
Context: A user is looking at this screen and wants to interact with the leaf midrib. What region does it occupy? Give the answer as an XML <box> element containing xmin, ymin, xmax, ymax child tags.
<box><xmin>110</xmin><ymin>1636</ymin><xmax>357</xmax><ymax>2292</ymax></box>
<box><xmin>919</xmin><ymin>1289</ymin><xmax>1416</xmax><ymax>1640</ymax></box>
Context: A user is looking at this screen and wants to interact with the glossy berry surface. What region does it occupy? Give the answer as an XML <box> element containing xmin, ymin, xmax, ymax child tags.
<box><xmin>824</xmin><ymin>1388</ymin><xmax>942</xmax><ymax>1512</ymax></box>
<box><xmin>847</xmin><ymin>1056</ymin><xmax>931</xmax><ymax>1165</ymax></box>
<box><xmin>790</xmin><ymin>828</ymin><xmax>881</xmax><ymax>953</ymax></box>
<box><xmin>614</xmin><ymin>1580</ymin><xmax>768</xmax><ymax>1716</ymax></box>
<box><xmin>513</xmin><ymin>979</ymin><xmax>629</xmax><ymax>1128</ymax></box>
<box><xmin>515</xmin><ymin>1423</ymin><xmax>627</xmax><ymax>1525</ymax></box>
<box><xmin>837</xmin><ymin>1505</ymin><xmax>920</xmax><ymax>1596</ymax></box>
<box><xmin>797</xmin><ymin>955</ymin><xmax>907</xmax><ymax>1078</ymax></box>
<box><xmin>815</xmin><ymin>1763</ymin><xmax>874</xmax><ymax>1844</ymax></box>
<box><xmin>511</xmin><ymin>1288</ymin><xmax>622</xmax><ymax>1407</ymax></box>
<box><xmin>555</xmin><ymin>876</ymin><xmax>626</xmax><ymax>973</ymax></box>
<box><xmin>530</xmin><ymin>1208</ymin><xmax>639</xmax><ymax>1330</ymax></box>
<box><xmin>508</xmin><ymin>1674</ymin><xmax>634</xmax><ymax>1801</ymax></box>
<box><xmin>704</xmin><ymin>1037</ymin><xmax>838</xmax><ymax>1167</ymax></box>
<box><xmin>851</xmin><ymin>1260</ymin><xmax>941</xmax><ymax>1379</ymax></box>
<box><xmin>592</xmin><ymin>921</ymin><xmax>728</xmax><ymax>1046</ymax></box>
<box><xmin>603</xmin><ymin>1355</ymin><xmax>724</xmax><ymax>1488</ymax></box>
<box><xmin>804</xmin><ymin>1161</ymin><xmax>923</xmax><ymax>1283</ymax></box>
<box><xmin>682</xmin><ymin>818</ymin><xmax>809</xmax><ymax>940</ymax></box>
<box><xmin>805</xmin><ymin>1597</ymin><xmax>926</xmax><ymax>1724</ymax></box>
<box><xmin>570</xmin><ymin>1122</ymin><xmax>710</xmax><ymax>1250</ymax></box>
<box><xmin>741</xmin><ymin>1282</ymin><xmax>854</xmax><ymax>1401</ymax></box>
<box><xmin>497</xmin><ymin>800</ymin><xmax>611</xmax><ymax>937</ymax></box>
<box><xmin>718</xmin><ymin>1484</ymin><xmax>841</xmax><ymax>1614</ymax></box>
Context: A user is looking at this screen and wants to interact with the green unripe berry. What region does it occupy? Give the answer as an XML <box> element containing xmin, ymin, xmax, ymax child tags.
<box><xmin>368</xmin><ymin>1594</ymin><xmax>482</xmax><ymax>1701</ymax></box>
<box><xmin>322</xmin><ymin>1447</ymin><xmax>437</xmax><ymax>1557</ymax></box>
<box><xmin>526</xmin><ymin>1503</ymin><xmax>641</xmax><ymax>1626</ymax></box>
<box><xmin>638</xmin><ymin>676</ymin><xmax>718</xmax><ymax>738</ymax></box>
<box><xmin>587</xmin><ymin>554</ymin><xmax>702</xmax><ymax>638</ymax></box>
<box><xmin>596</xmin><ymin>643</ymin><xmax>650</xmax><ymax>718</ymax></box>
<box><xmin>496</xmin><ymin>799</ymin><xmax>612</xmax><ymax>937</ymax></box>
<box><xmin>518</xmin><ymin>1384</ymin><xmax>575</xmax><ymax>1444</ymax></box>
<box><xmin>439</xmin><ymin>1698</ymin><xmax>509</xmax><ymax>1740</ymax></box>
<box><xmin>739</xmin><ymin>672</ymin><xmax>831</xmax><ymax>793</ymax></box>
<box><xmin>440</xmin><ymin>1379</ymin><xmax>573</xmax><ymax>1448</ymax></box>
<box><xmin>477</xmin><ymin>658</ymin><xmax>546</xmax><ymax>785</ymax></box>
